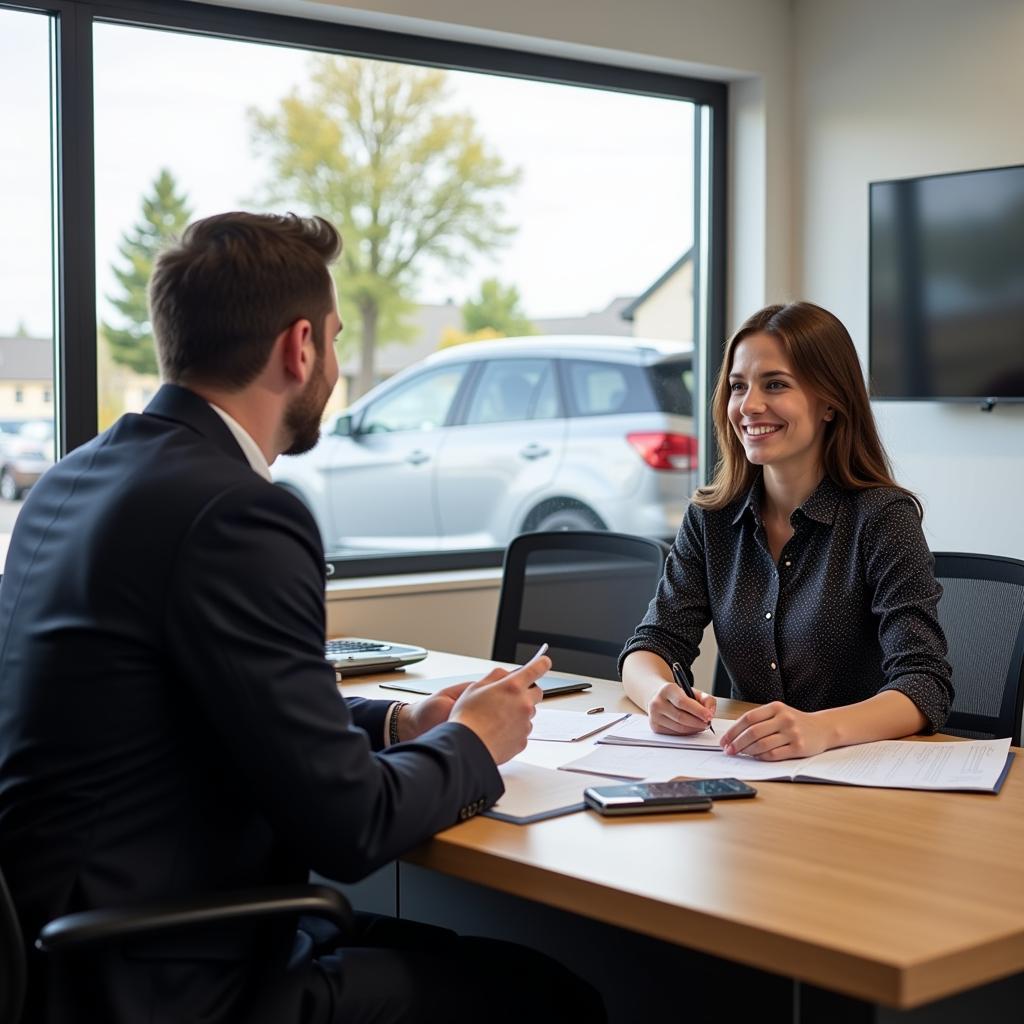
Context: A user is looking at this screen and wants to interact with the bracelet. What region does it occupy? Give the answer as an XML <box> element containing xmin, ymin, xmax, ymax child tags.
<box><xmin>389</xmin><ymin>702</ymin><xmax>408</xmax><ymax>746</ymax></box>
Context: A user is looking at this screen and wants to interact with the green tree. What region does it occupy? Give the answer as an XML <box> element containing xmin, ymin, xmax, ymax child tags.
<box><xmin>462</xmin><ymin>277</ymin><xmax>535</xmax><ymax>337</ymax></box>
<box><xmin>103</xmin><ymin>168</ymin><xmax>192</xmax><ymax>376</ymax></box>
<box><xmin>250</xmin><ymin>56</ymin><xmax>521</xmax><ymax>398</ymax></box>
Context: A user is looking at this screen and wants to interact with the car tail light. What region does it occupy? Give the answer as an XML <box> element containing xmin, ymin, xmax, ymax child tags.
<box><xmin>627</xmin><ymin>432</ymin><xmax>697</xmax><ymax>471</ymax></box>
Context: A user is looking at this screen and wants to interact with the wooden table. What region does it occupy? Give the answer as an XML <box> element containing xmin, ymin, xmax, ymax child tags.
<box><xmin>339</xmin><ymin>650</ymin><xmax>1024</xmax><ymax>1019</ymax></box>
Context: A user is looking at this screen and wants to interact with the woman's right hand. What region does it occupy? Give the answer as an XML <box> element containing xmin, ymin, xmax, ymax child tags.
<box><xmin>647</xmin><ymin>682</ymin><xmax>716</xmax><ymax>735</ymax></box>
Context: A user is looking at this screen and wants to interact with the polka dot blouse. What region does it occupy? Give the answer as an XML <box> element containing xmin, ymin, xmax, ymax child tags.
<box><xmin>619</xmin><ymin>474</ymin><xmax>954</xmax><ymax>733</ymax></box>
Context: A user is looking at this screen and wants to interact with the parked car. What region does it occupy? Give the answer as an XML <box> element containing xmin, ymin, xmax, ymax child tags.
<box><xmin>272</xmin><ymin>335</ymin><xmax>697</xmax><ymax>552</ymax></box>
<box><xmin>0</xmin><ymin>419</ymin><xmax>55</xmax><ymax>500</ymax></box>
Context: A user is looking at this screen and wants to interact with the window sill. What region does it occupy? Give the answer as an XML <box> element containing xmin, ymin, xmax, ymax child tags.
<box><xmin>326</xmin><ymin>567</ymin><xmax>503</xmax><ymax>602</ymax></box>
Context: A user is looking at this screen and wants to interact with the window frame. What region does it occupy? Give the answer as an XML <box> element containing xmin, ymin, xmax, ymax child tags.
<box><xmin>6</xmin><ymin>0</ymin><xmax>727</xmax><ymax>579</ymax></box>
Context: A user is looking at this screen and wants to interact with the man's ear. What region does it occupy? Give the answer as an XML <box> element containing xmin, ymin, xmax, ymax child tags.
<box><xmin>279</xmin><ymin>318</ymin><xmax>315</xmax><ymax>384</ymax></box>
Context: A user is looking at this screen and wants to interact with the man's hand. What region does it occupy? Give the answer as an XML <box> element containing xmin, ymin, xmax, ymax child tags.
<box><xmin>720</xmin><ymin>701</ymin><xmax>831</xmax><ymax>760</ymax></box>
<box><xmin>448</xmin><ymin>656</ymin><xmax>551</xmax><ymax>764</ymax></box>
<box><xmin>648</xmin><ymin>681</ymin><xmax>716</xmax><ymax>735</ymax></box>
<box><xmin>398</xmin><ymin>680</ymin><xmax>475</xmax><ymax>742</ymax></box>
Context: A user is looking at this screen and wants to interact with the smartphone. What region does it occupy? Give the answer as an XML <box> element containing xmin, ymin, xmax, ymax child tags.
<box><xmin>584</xmin><ymin>778</ymin><xmax>757</xmax><ymax>817</ymax></box>
<box><xmin>584</xmin><ymin>781</ymin><xmax>712</xmax><ymax>817</ymax></box>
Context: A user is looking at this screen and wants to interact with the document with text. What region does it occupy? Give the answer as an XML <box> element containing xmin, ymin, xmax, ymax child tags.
<box><xmin>560</xmin><ymin>736</ymin><xmax>1014</xmax><ymax>793</ymax></box>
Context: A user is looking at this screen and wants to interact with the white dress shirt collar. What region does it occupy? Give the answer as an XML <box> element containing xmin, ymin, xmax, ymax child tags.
<box><xmin>207</xmin><ymin>402</ymin><xmax>272</xmax><ymax>482</ymax></box>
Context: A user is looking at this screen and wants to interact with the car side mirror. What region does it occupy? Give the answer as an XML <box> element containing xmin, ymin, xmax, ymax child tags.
<box><xmin>332</xmin><ymin>415</ymin><xmax>353</xmax><ymax>438</ymax></box>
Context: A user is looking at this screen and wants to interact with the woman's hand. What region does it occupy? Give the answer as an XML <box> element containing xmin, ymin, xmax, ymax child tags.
<box><xmin>648</xmin><ymin>682</ymin><xmax>716</xmax><ymax>735</ymax></box>
<box><xmin>719</xmin><ymin>701</ymin><xmax>832</xmax><ymax>760</ymax></box>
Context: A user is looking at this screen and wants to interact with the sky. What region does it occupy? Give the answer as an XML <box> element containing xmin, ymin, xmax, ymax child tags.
<box><xmin>0</xmin><ymin>9</ymin><xmax>694</xmax><ymax>339</ymax></box>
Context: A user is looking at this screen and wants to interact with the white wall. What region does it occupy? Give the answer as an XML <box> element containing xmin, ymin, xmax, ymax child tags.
<box><xmin>793</xmin><ymin>0</ymin><xmax>1024</xmax><ymax>558</ymax></box>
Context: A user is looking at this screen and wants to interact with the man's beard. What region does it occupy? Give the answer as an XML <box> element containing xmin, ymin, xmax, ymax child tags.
<box><xmin>283</xmin><ymin>360</ymin><xmax>331</xmax><ymax>456</ymax></box>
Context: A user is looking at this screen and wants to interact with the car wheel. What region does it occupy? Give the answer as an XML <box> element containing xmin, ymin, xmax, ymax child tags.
<box><xmin>531</xmin><ymin>504</ymin><xmax>605</xmax><ymax>533</ymax></box>
<box><xmin>0</xmin><ymin>468</ymin><xmax>21</xmax><ymax>501</ymax></box>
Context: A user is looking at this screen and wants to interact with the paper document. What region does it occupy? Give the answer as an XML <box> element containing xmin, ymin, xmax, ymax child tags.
<box><xmin>484</xmin><ymin>761</ymin><xmax>608</xmax><ymax>824</ymax></box>
<box><xmin>598</xmin><ymin>714</ymin><xmax>732</xmax><ymax>750</ymax></box>
<box><xmin>560</xmin><ymin>737</ymin><xmax>1013</xmax><ymax>793</ymax></box>
<box><xmin>528</xmin><ymin>709</ymin><xmax>629</xmax><ymax>743</ymax></box>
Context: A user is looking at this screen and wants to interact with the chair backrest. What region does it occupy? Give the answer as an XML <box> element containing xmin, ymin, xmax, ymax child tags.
<box><xmin>934</xmin><ymin>552</ymin><xmax>1024</xmax><ymax>744</ymax></box>
<box><xmin>711</xmin><ymin>551</ymin><xmax>1024</xmax><ymax>743</ymax></box>
<box><xmin>492</xmin><ymin>531</ymin><xmax>669</xmax><ymax>681</ymax></box>
<box><xmin>0</xmin><ymin>864</ymin><xmax>26</xmax><ymax>1024</ymax></box>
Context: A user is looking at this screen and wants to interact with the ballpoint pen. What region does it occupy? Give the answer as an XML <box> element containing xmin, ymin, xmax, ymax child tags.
<box><xmin>670</xmin><ymin>661</ymin><xmax>715</xmax><ymax>734</ymax></box>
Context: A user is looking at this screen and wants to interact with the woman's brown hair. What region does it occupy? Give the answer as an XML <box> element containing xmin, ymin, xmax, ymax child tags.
<box><xmin>694</xmin><ymin>301</ymin><xmax>921</xmax><ymax>515</ymax></box>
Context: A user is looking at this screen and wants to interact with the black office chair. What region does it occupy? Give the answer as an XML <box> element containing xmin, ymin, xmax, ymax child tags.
<box><xmin>933</xmin><ymin>552</ymin><xmax>1024</xmax><ymax>743</ymax></box>
<box><xmin>711</xmin><ymin>552</ymin><xmax>1024</xmax><ymax>744</ymax></box>
<box><xmin>0</xmin><ymin>863</ymin><xmax>353</xmax><ymax>1024</ymax></box>
<box><xmin>492</xmin><ymin>530</ymin><xmax>669</xmax><ymax>681</ymax></box>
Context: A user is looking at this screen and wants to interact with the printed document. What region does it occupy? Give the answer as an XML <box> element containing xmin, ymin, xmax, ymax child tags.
<box><xmin>560</xmin><ymin>736</ymin><xmax>1013</xmax><ymax>793</ymax></box>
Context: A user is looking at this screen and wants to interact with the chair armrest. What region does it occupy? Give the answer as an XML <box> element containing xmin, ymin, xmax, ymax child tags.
<box><xmin>36</xmin><ymin>883</ymin><xmax>353</xmax><ymax>953</ymax></box>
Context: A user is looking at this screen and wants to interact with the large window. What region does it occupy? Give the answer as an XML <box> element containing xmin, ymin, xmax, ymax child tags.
<box><xmin>0</xmin><ymin>8</ymin><xmax>57</xmax><ymax>572</ymax></box>
<box><xmin>6</xmin><ymin>0</ymin><xmax>725</xmax><ymax>576</ymax></box>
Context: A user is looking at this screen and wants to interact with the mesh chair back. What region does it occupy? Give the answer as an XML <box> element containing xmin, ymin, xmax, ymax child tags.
<box><xmin>934</xmin><ymin>553</ymin><xmax>1024</xmax><ymax>743</ymax></box>
<box><xmin>711</xmin><ymin>551</ymin><xmax>1024</xmax><ymax>742</ymax></box>
<box><xmin>0</xmin><ymin>865</ymin><xmax>26</xmax><ymax>1024</ymax></box>
<box><xmin>493</xmin><ymin>531</ymin><xmax>669</xmax><ymax>681</ymax></box>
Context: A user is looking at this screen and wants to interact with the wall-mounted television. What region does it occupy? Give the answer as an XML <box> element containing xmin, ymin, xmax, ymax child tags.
<box><xmin>869</xmin><ymin>163</ymin><xmax>1024</xmax><ymax>404</ymax></box>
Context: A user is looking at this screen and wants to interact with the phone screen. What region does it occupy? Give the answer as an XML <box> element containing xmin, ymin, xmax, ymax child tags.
<box><xmin>588</xmin><ymin>779</ymin><xmax>756</xmax><ymax>806</ymax></box>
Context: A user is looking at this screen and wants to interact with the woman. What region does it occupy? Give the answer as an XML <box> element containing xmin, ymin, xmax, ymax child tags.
<box><xmin>621</xmin><ymin>301</ymin><xmax>953</xmax><ymax>760</ymax></box>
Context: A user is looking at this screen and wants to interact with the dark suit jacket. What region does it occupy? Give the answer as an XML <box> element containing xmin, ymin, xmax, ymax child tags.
<box><xmin>0</xmin><ymin>384</ymin><xmax>502</xmax><ymax>1023</ymax></box>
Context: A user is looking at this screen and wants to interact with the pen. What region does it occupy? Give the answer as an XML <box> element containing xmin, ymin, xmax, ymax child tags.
<box><xmin>525</xmin><ymin>642</ymin><xmax>549</xmax><ymax>688</ymax></box>
<box><xmin>670</xmin><ymin>661</ymin><xmax>715</xmax><ymax>734</ymax></box>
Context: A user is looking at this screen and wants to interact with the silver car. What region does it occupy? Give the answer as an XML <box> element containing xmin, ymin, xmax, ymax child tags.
<box><xmin>272</xmin><ymin>336</ymin><xmax>696</xmax><ymax>553</ymax></box>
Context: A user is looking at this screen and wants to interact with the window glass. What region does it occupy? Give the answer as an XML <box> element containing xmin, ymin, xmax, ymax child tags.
<box><xmin>92</xmin><ymin>23</ymin><xmax>703</xmax><ymax>562</ymax></box>
<box><xmin>359</xmin><ymin>366</ymin><xmax>467</xmax><ymax>434</ymax></box>
<box><xmin>465</xmin><ymin>360</ymin><xmax>557</xmax><ymax>425</ymax></box>
<box><xmin>0</xmin><ymin>9</ymin><xmax>56</xmax><ymax>571</ymax></box>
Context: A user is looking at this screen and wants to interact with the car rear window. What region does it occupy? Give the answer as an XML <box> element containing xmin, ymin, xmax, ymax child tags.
<box><xmin>564</xmin><ymin>360</ymin><xmax>656</xmax><ymax>417</ymax></box>
<box><xmin>646</xmin><ymin>361</ymin><xmax>694</xmax><ymax>416</ymax></box>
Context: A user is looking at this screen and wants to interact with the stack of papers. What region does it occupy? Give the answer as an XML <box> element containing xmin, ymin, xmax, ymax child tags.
<box><xmin>560</xmin><ymin>736</ymin><xmax>1014</xmax><ymax>793</ymax></box>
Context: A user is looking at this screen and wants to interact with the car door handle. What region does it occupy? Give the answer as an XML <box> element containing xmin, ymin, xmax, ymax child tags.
<box><xmin>405</xmin><ymin>449</ymin><xmax>431</xmax><ymax>466</ymax></box>
<box><xmin>519</xmin><ymin>443</ymin><xmax>550</xmax><ymax>460</ymax></box>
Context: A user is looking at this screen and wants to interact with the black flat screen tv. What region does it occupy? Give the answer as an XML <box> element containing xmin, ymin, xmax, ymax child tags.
<box><xmin>869</xmin><ymin>163</ymin><xmax>1024</xmax><ymax>403</ymax></box>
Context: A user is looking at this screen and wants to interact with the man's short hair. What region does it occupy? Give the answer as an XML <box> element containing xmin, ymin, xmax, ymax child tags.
<box><xmin>149</xmin><ymin>212</ymin><xmax>342</xmax><ymax>390</ymax></box>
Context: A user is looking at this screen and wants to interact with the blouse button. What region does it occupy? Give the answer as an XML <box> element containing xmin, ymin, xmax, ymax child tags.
<box><xmin>784</xmin><ymin>560</ymin><xmax>792</xmax><ymax>567</ymax></box>
<box><xmin>764</xmin><ymin>612</ymin><xmax>772</xmax><ymax>619</ymax></box>
<box><xmin>770</xmin><ymin>661</ymin><xmax>777</xmax><ymax>670</ymax></box>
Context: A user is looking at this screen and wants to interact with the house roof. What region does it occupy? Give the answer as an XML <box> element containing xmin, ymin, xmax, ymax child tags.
<box><xmin>338</xmin><ymin>300</ymin><xmax>462</xmax><ymax>377</ymax></box>
<box><xmin>619</xmin><ymin>249</ymin><xmax>694</xmax><ymax>322</ymax></box>
<box><xmin>0</xmin><ymin>336</ymin><xmax>53</xmax><ymax>381</ymax></box>
<box><xmin>533</xmin><ymin>296</ymin><xmax>635</xmax><ymax>336</ymax></box>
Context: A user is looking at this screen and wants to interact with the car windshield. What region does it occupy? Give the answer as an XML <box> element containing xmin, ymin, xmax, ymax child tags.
<box><xmin>647</xmin><ymin>361</ymin><xmax>694</xmax><ymax>416</ymax></box>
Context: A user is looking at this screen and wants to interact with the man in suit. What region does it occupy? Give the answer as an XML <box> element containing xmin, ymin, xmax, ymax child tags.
<box><xmin>0</xmin><ymin>212</ymin><xmax>605</xmax><ymax>1023</ymax></box>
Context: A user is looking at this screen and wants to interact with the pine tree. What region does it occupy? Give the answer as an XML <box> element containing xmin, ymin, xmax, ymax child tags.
<box><xmin>103</xmin><ymin>169</ymin><xmax>192</xmax><ymax>376</ymax></box>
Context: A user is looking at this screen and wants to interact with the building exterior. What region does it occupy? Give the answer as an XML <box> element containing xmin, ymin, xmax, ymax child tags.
<box><xmin>0</xmin><ymin>336</ymin><xmax>53</xmax><ymax>421</ymax></box>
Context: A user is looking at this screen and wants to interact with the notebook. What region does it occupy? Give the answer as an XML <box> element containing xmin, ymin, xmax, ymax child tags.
<box><xmin>325</xmin><ymin>637</ymin><xmax>428</xmax><ymax>676</ymax></box>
